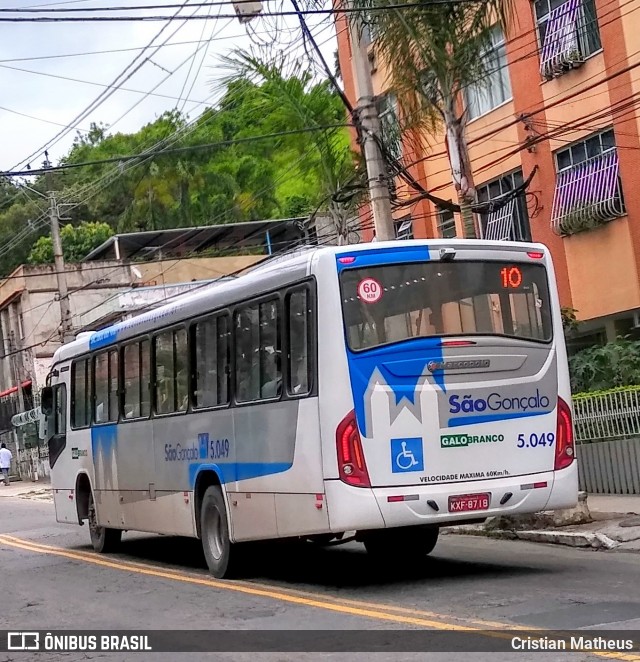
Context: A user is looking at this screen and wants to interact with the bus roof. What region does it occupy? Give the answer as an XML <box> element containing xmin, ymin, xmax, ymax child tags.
<box><xmin>50</xmin><ymin>238</ymin><xmax>549</xmax><ymax>366</ymax></box>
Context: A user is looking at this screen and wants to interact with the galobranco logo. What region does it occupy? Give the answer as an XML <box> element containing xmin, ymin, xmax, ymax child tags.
<box><xmin>441</xmin><ymin>434</ymin><xmax>504</xmax><ymax>448</ymax></box>
<box><xmin>427</xmin><ymin>359</ymin><xmax>491</xmax><ymax>372</ymax></box>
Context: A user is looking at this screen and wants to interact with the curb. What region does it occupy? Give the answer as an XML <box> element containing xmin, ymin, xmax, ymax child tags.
<box><xmin>442</xmin><ymin>526</ymin><xmax>620</xmax><ymax>549</ymax></box>
<box><xmin>514</xmin><ymin>530</ymin><xmax>619</xmax><ymax>549</ymax></box>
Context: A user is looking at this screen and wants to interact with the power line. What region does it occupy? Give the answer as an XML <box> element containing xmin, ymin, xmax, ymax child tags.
<box><xmin>0</xmin><ymin>1</ymin><xmax>501</xmax><ymax>22</ymax></box>
<box><xmin>8</xmin><ymin>0</ymin><xmax>196</xmax><ymax>172</ymax></box>
<box><xmin>0</xmin><ymin>34</ymin><xmax>286</xmax><ymax>64</ymax></box>
<box><xmin>0</xmin><ymin>124</ymin><xmax>354</xmax><ymax>178</ymax></box>
<box><xmin>0</xmin><ymin>18</ymin><xmax>340</xmax><ymax>260</ymax></box>
<box><xmin>0</xmin><ymin>0</ymin><xmax>278</xmax><ymax>10</ymax></box>
<box><xmin>374</xmin><ymin>0</ymin><xmax>640</xmax><ymax>175</ymax></box>
<box><xmin>48</xmin><ymin>17</ymin><xmax>339</xmax><ymax>217</ymax></box>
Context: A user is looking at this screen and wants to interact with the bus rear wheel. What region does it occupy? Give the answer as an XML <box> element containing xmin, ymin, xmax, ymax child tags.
<box><xmin>200</xmin><ymin>486</ymin><xmax>242</xmax><ymax>579</ymax></box>
<box><xmin>87</xmin><ymin>491</ymin><xmax>122</xmax><ymax>553</ymax></box>
<box><xmin>363</xmin><ymin>525</ymin><xmax>439</xmax><ymax>559</ymax></box>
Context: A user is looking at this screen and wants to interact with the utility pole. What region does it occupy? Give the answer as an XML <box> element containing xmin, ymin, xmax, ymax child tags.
<box><xmin>346</xmin><ymin>7</ymin><xmax>396</xmax><ymax>242</ymax></box>
<box><xmin>43</xmin><ymin>154</ymin><xmax>74</xmax><ymax>344</ymax></box>
<box><xmin>9</xmin><ymin>334</ymin><xmax>25</xmax><ymax>478</ymax></box>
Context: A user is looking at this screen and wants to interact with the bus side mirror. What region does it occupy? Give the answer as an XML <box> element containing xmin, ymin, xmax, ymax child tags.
<box><xmin>41</xmin><ymin>386</ymin><xmax>54</xmax><ymax>416</ymax></box>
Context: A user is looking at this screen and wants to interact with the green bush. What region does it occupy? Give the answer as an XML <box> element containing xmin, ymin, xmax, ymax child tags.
<box><xmin>569</xmin><ymin>337</ymin><xmax>640</xmax><ymax>394</ymax></box>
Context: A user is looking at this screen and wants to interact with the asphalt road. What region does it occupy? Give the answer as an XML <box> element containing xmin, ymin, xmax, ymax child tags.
<box><xmin>1</xmin><ymin>498</ymin><xmax>640</xmax><ymax>662</ymax></box>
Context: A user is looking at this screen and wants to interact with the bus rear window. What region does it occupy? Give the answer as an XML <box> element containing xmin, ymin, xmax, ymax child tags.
<box><xmin>339</xmin><ymin>261</ymin><xmax>553</xmax><ymax>351</ymax></box>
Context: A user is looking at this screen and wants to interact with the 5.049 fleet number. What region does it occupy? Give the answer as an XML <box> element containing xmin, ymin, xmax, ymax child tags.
<box><xmin>210</xmin><ymin>438</ymin><xmax>230</xmax><ymax>459</ymax></box>
<box><xmin>517</xmin><ymin>432</ymin><xmax>555</xmax><ymax>448</ymax></box>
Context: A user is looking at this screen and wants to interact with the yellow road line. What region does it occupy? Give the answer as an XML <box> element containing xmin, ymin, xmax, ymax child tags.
<box><xmin>0</xmin><ymin>533</ymin><xmax>512</xmax><ymax>630</ymax></box>
<box><xmin>0</xmin><ymin>534</ymin><xmax>638</xmax><ymax>661</ymax></box>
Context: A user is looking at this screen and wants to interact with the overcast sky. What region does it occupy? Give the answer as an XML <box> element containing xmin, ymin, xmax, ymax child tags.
<box><xmin>0</xmin><ymin>0</ymin><xmax>338</xmax><ymax>173</ymax></box>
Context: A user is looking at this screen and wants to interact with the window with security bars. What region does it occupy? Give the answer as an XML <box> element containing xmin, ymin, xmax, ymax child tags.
<box><xmin>394</xmin><ymin>216</ymin><xmax>413</xmax><ymax>239</ymax></box>
<box><xmin>536</xmin><ymin>0</ymin><xmax>601</xmax><ymax>80</ymax></box>
<box><xmin>551</xmin><ymin>128</ymin><xmax>625</xmax><ymax>235</ymax></box>
<box><xmin>476</xmin><ymin>170</ymin><xmax>532</xmax><ymax>242</ymax></box>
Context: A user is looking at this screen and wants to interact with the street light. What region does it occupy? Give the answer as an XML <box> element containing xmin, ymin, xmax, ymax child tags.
<box><xmin>231</xmin><ymin>0</ymin><xmax>263</xmax><ymax>23</ymax></box>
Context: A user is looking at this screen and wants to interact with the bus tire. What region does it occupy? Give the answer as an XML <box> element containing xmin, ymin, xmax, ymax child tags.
<box><xmin>363</xmin><ymin>525</ymin><xmax>439</xmax><ymax>559</ymax></box>
<box><xmin>200</xmin><ymin>485</ymin><xmax>241</xmax><ymax>578</ymax></box>
<box><xmin>87</xmin><ymin>490</ymin><xmax>122</xmax><ymax>553</ymax></box>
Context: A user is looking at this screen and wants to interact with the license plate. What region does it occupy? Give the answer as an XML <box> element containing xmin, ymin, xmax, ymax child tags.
<box><xmin>448</xmin><ymin>493</ymin><xmax>490</xmax><ymax>513</ymax></box>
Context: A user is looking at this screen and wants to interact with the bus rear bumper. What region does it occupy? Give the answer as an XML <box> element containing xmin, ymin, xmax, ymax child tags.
<box><xmin>325</xmin><ymin>462</ymin><xmax>578</xmax><ymax>531</ymax></box>
<box><xmin>373</xmin><ymin>463</ymin><xmax>578</xmax><ymax>529</ymax></box>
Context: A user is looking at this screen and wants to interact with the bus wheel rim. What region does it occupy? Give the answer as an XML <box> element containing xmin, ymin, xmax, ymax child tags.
<box><xmin>207</xmin><ymin>505</ymin><xmax>224</xmax><ymax>561</ymax></box>
<box><xmin>89</xmin><ymin>500</ymin><xmax>99</xmax><ymax>537</ymax></box>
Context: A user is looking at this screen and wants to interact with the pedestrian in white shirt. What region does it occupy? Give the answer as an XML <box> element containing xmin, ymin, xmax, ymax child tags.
<box><xmin>0</xmin><ymin>443</ymin><xmax>12</xmax><ymax>486</ymax></box>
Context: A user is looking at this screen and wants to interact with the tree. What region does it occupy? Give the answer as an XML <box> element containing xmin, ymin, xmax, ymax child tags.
<box><xmin>0</xmin><ymin>72</ymin><xmax>358</xmax><ymax>279</ymax></box>
<box><xmin>354</xmin><ymin>0</ymin><xmax>514</xmax><ymax>236</ymax></box>
<box><xmin>28</xmin><ymin>221</ymin><xmax>113</xmax><ymax>264</ymax></box>
<box><xmin>218</xmin><ymin>50</ymin><xmax>363</xmax><ymax>243</ymax></box>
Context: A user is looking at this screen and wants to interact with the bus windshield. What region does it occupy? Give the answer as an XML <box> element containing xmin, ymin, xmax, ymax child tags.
<box><xmin>339</xmin><ymin>260</ymin><xmax>553</xmax><ymax>351</ymax></box>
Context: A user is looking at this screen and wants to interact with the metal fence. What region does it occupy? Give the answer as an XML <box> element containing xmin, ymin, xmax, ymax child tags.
<box><xmin>577</xmin><ymin>437</ymin><xmax>640</xmax><ymax>494</ymax></box>
<box><xmin>573</xmin><ymin>388</ymin><xmax>640</xmax><ymax>494</ymax></box>
<box><xmin>573</xmin><ymin>388</ymin><xmax>640</xmax><ymax>442</ymax></box>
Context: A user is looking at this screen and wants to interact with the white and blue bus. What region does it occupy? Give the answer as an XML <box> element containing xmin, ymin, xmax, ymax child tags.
<box><xmin>42</xmin><ymin>239</ymin><xmax>578</xmax><ymax>578</ymax></box>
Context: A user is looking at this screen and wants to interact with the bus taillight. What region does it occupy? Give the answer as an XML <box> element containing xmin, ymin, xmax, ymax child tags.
<box><xmin>555</xmin><ymin>397</ymin><xmax>575</xmax><ymax>470</ymax></box>
<box><xmin>336</xmin><ymin>410</ymin><xmax>371</xmax><ymax>487</ymax></box>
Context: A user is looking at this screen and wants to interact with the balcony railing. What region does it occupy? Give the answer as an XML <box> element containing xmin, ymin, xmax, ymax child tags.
<box><xmin>539</xmin><ymin>0</ymin><xmax>599</xmax><ymax>79</ymax></box>
<box><xmin>480</xmin><ymin>199</ymin><xmax>516</xmax><ymax>241</ymax></box>
<box><xmin>551</xmin><ymin>150</ymin><xmax>625</xmax><ymax>235</ymax></box>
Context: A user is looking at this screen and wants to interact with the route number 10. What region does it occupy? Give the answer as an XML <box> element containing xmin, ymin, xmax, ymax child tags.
<box><xmin>500</xmin><ymin>266</ymin><xmax>523</xmax><ymax>289</ymax></box>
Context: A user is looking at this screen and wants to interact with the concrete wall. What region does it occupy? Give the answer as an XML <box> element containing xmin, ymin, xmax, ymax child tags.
<box><xmin>0</xmin><ymin>255</ymin><xmax>264</xmax><ymax>394</ymax></box>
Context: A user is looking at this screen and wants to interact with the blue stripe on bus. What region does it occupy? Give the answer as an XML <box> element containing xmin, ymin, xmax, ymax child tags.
<box><xmin>189</xmin><ymin>461</ymin><xmax>293</xmax><ymax>488</ymax></box>
<box><xmin>335</xmin><ymin>245</ymin><xmax>430</xmax><ymax>272</ymax></box>
<box><xmin>447</xmin><ymin>410</ymin><xmax>553</xmax><ymax>427</ymax></box>
<box><xmin>89</xmin><ymin>327</ymin><xmax>119</xmax><ymax>350</ymax></box>
<box><xmin>91</xmin><ymin>424</ymin><xmax>118</xmax><ymax>459</ymax></box>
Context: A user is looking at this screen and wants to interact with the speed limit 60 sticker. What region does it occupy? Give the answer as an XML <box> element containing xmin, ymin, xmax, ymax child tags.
<box><xmin>357</xmin><ymin>277</ymin><xmax>383</xmax><ymax>303</ymax></box>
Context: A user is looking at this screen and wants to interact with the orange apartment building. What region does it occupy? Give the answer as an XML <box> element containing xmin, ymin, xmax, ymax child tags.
<box><xmin>335</xmin><ymin>0</ymin><xmax>640</xmax><ymax>351</ymax></box>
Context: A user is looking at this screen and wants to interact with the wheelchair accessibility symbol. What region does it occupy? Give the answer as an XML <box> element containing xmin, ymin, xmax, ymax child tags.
<box><xmin>390</xmin><ymin>438</ymin><xmax>424</xmax><ymax>473</ymax></box>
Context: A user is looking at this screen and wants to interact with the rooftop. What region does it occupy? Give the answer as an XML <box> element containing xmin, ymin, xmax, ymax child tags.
<box><xmin>83</xmin><ymin>218</ymin><xmax>311</xmax><ymax>261</ymax></box>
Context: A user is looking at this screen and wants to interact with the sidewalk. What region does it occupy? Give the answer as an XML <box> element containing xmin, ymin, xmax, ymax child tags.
<box><xmin>0</xmin><ymin>479</ymin><xmax>52</xmax><ymax>501</ymax></box>
<box><xmin>586</xmin><ymin>494</ymin><xmax>640</xmax><ymax>519</ymax></box>
<box><xmin>443</xmin><ymin>492</ymin><xmax>640</xmax><ymax>553</ymax></box>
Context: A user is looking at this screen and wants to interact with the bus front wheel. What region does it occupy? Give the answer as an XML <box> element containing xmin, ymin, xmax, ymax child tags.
<box><xmin>87</xmin><ymin>491</ymin><xmax>122</xmax><ymax>553</ymax></box>
<box><xmin>200</xmin><ymin>486</ymin><xmax>242</xmax><ymax>579</ymax></box>
<box><xmin>363</xmin><ymin>525</ymin><xmax>439</xmax><ymax>559</ymax></box>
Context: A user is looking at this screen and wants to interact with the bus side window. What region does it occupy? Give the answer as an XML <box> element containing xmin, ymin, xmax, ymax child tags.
<box><xmin>193</xmin><ymin>314</ymin><xmax>229</xmax><ymax>409</ymax></box>
<box><xmin>286</xmin><ymin>288</ymin><xmax>311</xmax><ymax>396</ymax></box>
<box><xmin>235</xmin><ymin>300</ymin><xmax>281</xmax><ymax>403</ymax></box>
<box><xmin>93</xmin><ymin>353</ymin><xmax>109</xmax><ymax>424</ymax></box>
<box><xmin>155</xmin><ymin>331</ymin><xmax>174</xmax><ymax>414</ymax></box>
<box><xmin>54</xmin><ymin>383</ymin><xmax>67</xmax><ymax>435</ymax></box>
<box><xmin>235</xmin><ymin>305</ymin><xmax>260</xmax><ymax>403</ymax></box>
<box><xmin>175</xmin><ymin>328</ymin><xmax>188</xmax><ymax>412</ymax></box>
<box><xmin>140</xmin><ymin>339</ymin><xmax>151</xmax><ymax>417</ymax></box>
<box><xmin>154</xmin><ymin>329</ymin><xmax>187</xmax><ymax>414</ymax></box>
<box><xmin>71</xmin><ymin>359</ymin><xmax>90</xmax><ymax>428</ymax></box>
<box><xmin>123</xmin><ymin>342</ymin><xmax>141</xmax><ymax>419</ymax></box>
